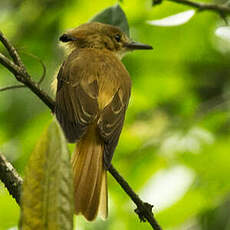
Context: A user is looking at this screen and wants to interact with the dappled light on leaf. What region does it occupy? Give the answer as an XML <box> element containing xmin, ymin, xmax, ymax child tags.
<box><xmin>147</xmin><ymin>10</ymin><xmax>195</xmax><ymax>27</ymax></box>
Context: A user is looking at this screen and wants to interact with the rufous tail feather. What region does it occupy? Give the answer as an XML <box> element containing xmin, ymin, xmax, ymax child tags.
<box><xmin>71</xmin><ymin>126</ymin><xmax>108</xmax><ymax>221</ymax></box>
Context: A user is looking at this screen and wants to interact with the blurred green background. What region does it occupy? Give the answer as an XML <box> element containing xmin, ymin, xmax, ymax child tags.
<box><xmin>1</xmin><ymin>0</ymin><xmax>230</xmax><ymax>229</ymax></box>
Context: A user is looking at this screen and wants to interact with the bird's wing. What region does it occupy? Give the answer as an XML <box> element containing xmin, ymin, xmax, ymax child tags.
<box><xmin>96</xmin><ymin>56</ymin><xmax>131</xmax><ymax>167</ymax></box>
<box><xmin>55</xmin><ymin>51</ymin><xmax>99</xmax><ymax>142</ymax></box>
<box><xmin>97</xmin><ymin>91</ymin><xmax>129</xmax><ymax>167</ymax></box>
<box><xmin>56</xmin><ymin>49</ymin><xmax>131</xmax><ymax>165</ymax></box>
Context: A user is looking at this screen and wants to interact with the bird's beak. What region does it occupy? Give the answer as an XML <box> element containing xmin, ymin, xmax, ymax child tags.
<box><xmin>124</xmin><ymin>41</ymin><xmax>153</xmax><ymax>50</ymax></box>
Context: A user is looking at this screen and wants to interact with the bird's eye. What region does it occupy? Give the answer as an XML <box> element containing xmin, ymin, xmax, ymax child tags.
<box><xmin>115</xmin><ymin>34</ymin><xmax>121</xmax><ymax>42</ymax></box>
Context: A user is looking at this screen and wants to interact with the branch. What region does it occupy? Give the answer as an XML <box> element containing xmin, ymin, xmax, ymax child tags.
<box><xmin>0</xmin><ymin>153</ymin><xmax>162</xmax><ymax>230</ymax></box>
<box><xmin>0</xmin><ymin>154</ymin><xmax>22</xmax><ymax>204</ymax></box>
<box><xmin>0</xmin><ymin>31</ymin><xmax>25</xmax><ymax>67</ymax></box>
<box><xmin>0</xmin><ymin>31</ymin><xmax>55</xmax><ymax>112</ymax></box>
<box><xmin>0</xmin><ymin>32</ymin><xmax>162</xmax><ymax>230</ymax></box>
<box><xmin>108</xmin><ymin>165</ymin><xmax>162</xmax><ymax>230</ymax></box>
<box><xmin>153</xmin><ymin>0</ymin><xmax>230</xmax><ymax>15</ymax></box>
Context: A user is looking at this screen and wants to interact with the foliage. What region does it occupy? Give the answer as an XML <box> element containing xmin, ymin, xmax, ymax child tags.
<box><xmin>90</xmin><ymin>4</ymin><xmax>130</xmax><ymax>37</ymax></box>
<box><xmin>20</xmin><ymin>119</ymin><xmax>73</xmax><ymax>230</ymax></box>
<box><xmin>1</xmin><ymin>0</ymin><xmax>230</xmax><ymax>230</ymax></box>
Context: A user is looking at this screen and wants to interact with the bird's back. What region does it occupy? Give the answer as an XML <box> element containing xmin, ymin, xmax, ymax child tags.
<box><xmin>55</xmin><ymin>47</ymin><xmax>131</xmax><ymax>220</ymax></box>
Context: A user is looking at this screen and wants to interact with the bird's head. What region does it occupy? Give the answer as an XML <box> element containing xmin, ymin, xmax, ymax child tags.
<box><xmin>59</xmin><ymin>22</ymin><xmax>152</xmax><ymax>59</ymax></box>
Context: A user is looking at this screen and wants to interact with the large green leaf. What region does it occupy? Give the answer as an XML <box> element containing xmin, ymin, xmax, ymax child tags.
<box><xmin>90</xmin><ymin>4</ymin><xmax>130</xmax><ymax>37</ymax></box>
<box><xmin>20</xmin><ymin>119</ymin><xmax>74</xmax><ymax>230</ymax></box>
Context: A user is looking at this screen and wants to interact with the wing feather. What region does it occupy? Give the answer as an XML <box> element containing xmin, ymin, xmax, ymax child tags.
<box><xmin>98</xmin><ymin>84</ymin><xmax>131</xmax><ymax>167</ymax></box>
<box><xmin>55</xmin><ymin>49</ymin><xmax>131</xmax><ymax>166</ymax></box>
<box><xmin>55</xmin><ymin>51</ymin><xmax>99</xmax><ymax>142</ymax></box>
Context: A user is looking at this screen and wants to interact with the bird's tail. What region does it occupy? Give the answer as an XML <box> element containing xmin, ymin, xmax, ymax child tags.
<box><xmin>71</xmin><ymin>126</ymin><xmax>108</xmax><ymax>221</ymax></box>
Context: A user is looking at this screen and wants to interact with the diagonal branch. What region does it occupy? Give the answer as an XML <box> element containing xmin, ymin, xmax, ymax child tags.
<box><xmin>168</xmin><ymin>0</ymin><xmax>230</xmax><ymax>14</ymax></box>
<box><xmin>0</xmin><ymin>154</ymin><xmax>22</xmax><ymax>205</ymax></box>
<box><xmin>0</xmin><ymin>153</ymin><xmax>162</xmax><ymax>230</ymax></box>
<box><xmin>153</xmin><ymin>0</ymin><xmax>230</xmax><ymax>18</ymax></box>
<box><xmin>108</xmin><ymin>165</ymin><xmax>162</xmax><ymax>230</ymax></box>
<box><xmin>0</xmin><ymin>52</ymin><xmax>22</xmax><ymax>75</ymax></box>
<box><xmin>0</xmin><ymin>31</ymin><xmax>55</xmax><ymax>112</ymax></box>
<box><xmin>0</xmin><ymin>31</ymin><xmax>24</xmax><ymax>67</ymax></box>
<box><xmin>0</xmin><ymin>31</ymin><xmax>162</xmax><ymax>230</ymax></box>
<box><xmin>167</xmin><ymin>0</ymin><xmax>230</xmax><ymax>14</ymax></box>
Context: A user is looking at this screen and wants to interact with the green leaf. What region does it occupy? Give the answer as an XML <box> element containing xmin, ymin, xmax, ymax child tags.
<box><xmin>20</xmin><ymin>119</ymin><xmax>74</xmax><ymax>230</ymax></box>
<box><xmin>90</xmin><ymin>4</ymin><xmax>130</xmax><ymax>37</ymax></box>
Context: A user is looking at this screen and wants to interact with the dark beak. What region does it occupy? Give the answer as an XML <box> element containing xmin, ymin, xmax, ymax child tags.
<box><xmin>59</xmin><ymin>34</ymin><xmax>78</xmax><ymax>42</ymax></box>
<box><xmin>124</xmin><ymin>41</ymin><xmax>153</xmax><ymax>50</ymax></box>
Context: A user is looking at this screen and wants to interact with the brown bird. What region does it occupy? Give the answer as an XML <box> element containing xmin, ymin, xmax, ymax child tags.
<box><xmin>55</xmin><ymin>22</ymin><xmax>152</xmax><ymax>221</ymax></box>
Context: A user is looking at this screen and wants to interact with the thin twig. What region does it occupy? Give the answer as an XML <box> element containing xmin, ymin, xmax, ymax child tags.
<box><xmin>38</xmin><ymin>58</ymin><xmax>46</xmax><ymax>85</ymax></box>
<box><xmin>166</xmin><ymin>0</ymin><xmax>230</xmax><ymax>14</ymax></box>
<box><xmin>153</xmin><ymin>0</ymin><xmax>230</xmax><ymax>18</ymax></box>
<box><xmin>20</xmin><ymin>51</ymin><xmax>46</xmax><ymax>85</ymax></box>
<box><xmin>108</xmin><ymin>164</ymin><xmax>162</xmax><ymax>230</ymax></box>
<box><xmin>0</xmin><ymin>31</ymin><xmax>24</xmax><ymax>67</ymax></box>
<box><xmin>0</xmin><ymin>32</ymin><xmax>162</xmax><ymax>230</ymax></box>
<box><xmin>0</xmin><ymin>52</ymin><xmax>46</xmax><ymax>94</ymax></box>
<box><xmin>0</xmin><ymin>84</ymin><xmax>25</xmax><ymax>92</ymax></box>
<box><xmin>0</xmin><ymin>31</ymin><xmax>55</xmax><ymax>112</ymax></box>
<box><xmin>0</xmin><ymin>154</ymin><xmax>22</xmax><ymax>205</ymax></box>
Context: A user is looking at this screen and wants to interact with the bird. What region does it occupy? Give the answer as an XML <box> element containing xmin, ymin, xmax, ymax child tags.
<box><xmin>55</xmin><ymin>22</ymin><xmax>152</xmax><ymax>221</ymax></box>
